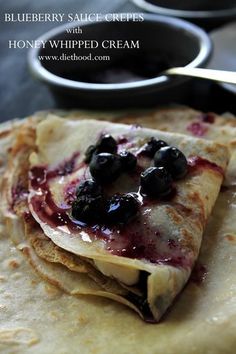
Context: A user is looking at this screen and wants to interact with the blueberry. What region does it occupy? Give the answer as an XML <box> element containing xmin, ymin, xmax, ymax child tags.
<box><xmin>76</xmin><ymin>179</ymin><xmax>102</xmax><ymax>198</ymax></box>
<box><xmin>119</xmin><ymin>150</ymin><xmax>137</xmax><ymax>171</ymax></box>
<box><xmin>84</xmin><ymin>145</ymin><xmax>96</xmax><ymax>163</ymax></box>
<box><xmin>71</xmin><ymin>195</ymin><xmax>104</xmax><ymax>223</ymax></box>
<box><xmin>154</xmin><ymin>146</ymin><xmax>188</xmax><ymax>179</ymax></box>
<box><xmin>140</xmin><ymin>166</ymin><xmax>172</xmax><ymax>198</ymax></box>
<box><xmin>96</xmin><ymin>134</ymin><xmax>117</xmax><ymax>154</ymax></box>
<box><xmin>105</xmin><ymin>193</ymin><xmax>139</xmax><ymax>224</ymax></box>
<box><xmin>89</xmin><ymin>153</ymin><xmax>122</xmax><ymax>183</ymax></box>
<box><xmin>142</xmin><ymin>138</ymin><xmax>168</xmax><ymax>157</ymax></box>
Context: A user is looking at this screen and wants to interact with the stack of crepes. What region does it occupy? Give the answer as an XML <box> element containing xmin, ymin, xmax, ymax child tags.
<box><xmin>1</xmin><ymin>107</ymin><xmax>236</xmax><ymax>353</ymax></box>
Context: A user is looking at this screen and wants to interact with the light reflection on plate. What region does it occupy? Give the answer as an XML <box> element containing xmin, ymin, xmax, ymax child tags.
<box><xmin>207</xmin><ymin>22</ymin><xmax>236</xmax><ymax>95</ymax></box>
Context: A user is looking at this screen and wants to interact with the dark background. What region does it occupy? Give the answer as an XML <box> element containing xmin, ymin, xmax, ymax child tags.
<box><xmin>0</xmin><ymin>0</ymin><xmax>134</xmax><ymax>121</ymax></box>
<box><xmin>1</xmin><ymin>0</ymin><xmax>236</xmax><ymax>122</ymax></box>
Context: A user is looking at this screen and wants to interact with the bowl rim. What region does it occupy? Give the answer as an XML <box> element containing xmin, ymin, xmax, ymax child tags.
<box><xmin>28</xmin><ymin>13</ymin><xmax>212</xmax><ymax>92</ymax></box>
<box><xmin>207</xmin><ymin>22</ymin><xmax>236</xmax><ymax>95</ymax></box>
<box><xmin>131</xmin><ymin>0</ymin><xmax>236</xmax><ymax>19</ymax></box>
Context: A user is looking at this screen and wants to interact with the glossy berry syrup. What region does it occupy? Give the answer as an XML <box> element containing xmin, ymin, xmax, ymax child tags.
<box><xmin>201</xmin><ymin>112</ymin><xmax>215</xmax><ymax>124</ymax></box>
<box><xmin>29</xmin><ymin>159</ymin><xmax>192</xmax><ymax>270</ymax></box>
<box><xmin>29</xmin><ymin>152</ymin><xmax>84</xmax><ymax>230</ymax></box>
<box><xmin>187</xmin><ymin>122</ymin><xmax>208</xmax><ymax>137</ymax></box>
<box><xmin>188</xmin><ymin>156</ymin><xmax>224</xmax><ymax>177</ymax></box>
<box><xmin>29</xmin><ymin>146</ymin><xmax>223</xmax><ymax>270</ymax></box>
<box><xmin>190</xmin><ymin>263</ymin><xmax>207</xmax><ymax>285</ymax></box>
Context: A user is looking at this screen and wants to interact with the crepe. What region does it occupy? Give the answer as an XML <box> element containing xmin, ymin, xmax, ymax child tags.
<box><xmin>1</xmin><ymin>108</ymin><xmax>236</xmax><ymax>353</ymax></box>
<box><xmin>2</xmin><ymin>113</ymin><xmax>229</xmax><ymax>323</ymax></box>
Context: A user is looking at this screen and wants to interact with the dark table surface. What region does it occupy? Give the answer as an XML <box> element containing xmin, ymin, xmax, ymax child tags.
<box><xmin>1</xmin><ymin>0</ymin><xmax>236</xmax><ymax>122</ymax></box>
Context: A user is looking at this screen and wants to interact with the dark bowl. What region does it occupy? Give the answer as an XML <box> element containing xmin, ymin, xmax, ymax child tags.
<box><xmin>131</xmin><ymin>0</ymin><xmax>236</xmax><ymax>30</ymax></box>
<box><xmin>207</xmin><ymin>22</ymin><xmax>236</xmax><ymax>96</ymax></box>
<box><xmin>28</xmin><ymin>14</ymin><xmax>211</xmax><ymax>109</ymax></box>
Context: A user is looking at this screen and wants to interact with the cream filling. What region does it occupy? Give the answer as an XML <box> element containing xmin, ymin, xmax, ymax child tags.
<box><xmin>94</xmin><ymin>260</ymin><xmax>139</xmax><ymax>286</ymax></box>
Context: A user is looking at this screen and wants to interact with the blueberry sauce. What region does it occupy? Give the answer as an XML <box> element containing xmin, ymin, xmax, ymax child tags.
<box><xmin>29</xmin><ymin>159</ymin><xmax>193</xmax><ymax>269</ymax></box>
<box><xmin>117</xmin><ymin>136</ymin><xmax>128</xmax><ymax>145</ymax></box>
<box><xmin>101</xmin><ymin>221</ymin><xmax>193</xmax><ymax>268</ymax></box>
<box><xmin>201</xmin><ymin>112</ymin><xmax>215</xmax><ymax>124</ymax></box>
<box><xmin>29</xmin><ymin>143</ymin><xmax>221</xmax><ymax>269</ymax></box>
<box><xmin>64</xmin><ymin>178</ymin><xmax>82</xmax><ymax>204</ymax></box>
<box><xmin>188</xmin><ymin>156</ymin><xmax>224</xmax><ymax>177</ymax></box>
<box><xmin>12</xmin><ymin>182</ymin><xmax>28</xmax><ymax>206</ymax></box>
<box><xmin>186</xmin><ymin>122</ymin><xmax>208</xmax><ymax>137</ymax></box>
<box><xmin>117</xmin><ymin>136</ymin><xmax>137</xmax><ymax>153</ymax></box>
<box><xmin>48</xmin><ymin>152</ymin><xmax>81</xmax><ymax>178</ymax></box>
<box><xmin>29</xmin><ymin>153</ymin><xmax>85</xmax><ymax>229</ymax></box>
<box><xmin>190</xmin><ymin>263</ymin><xmax>207</xmax><ymax>285</ymax></box>
<box><xmin>29</xmin><ymin>163</ymin><xmax>189</xmax><ymax>269</ymax></box>
<box><xmin>23</xmin><ymin>210</ymin><xmax>32</xmax><ymax>223</ymax></box>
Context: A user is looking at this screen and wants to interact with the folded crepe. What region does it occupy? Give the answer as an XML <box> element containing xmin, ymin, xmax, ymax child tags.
<box><xmin>1</xmin><ymin>108</ymin><xmax>236</xmax><ymax>354</ymax></box>
<box><xmin>2</xmin><ymin>114</ymin><xmax>229</xmax><ymax>322</ymax></box>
